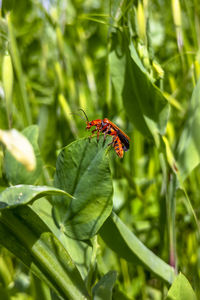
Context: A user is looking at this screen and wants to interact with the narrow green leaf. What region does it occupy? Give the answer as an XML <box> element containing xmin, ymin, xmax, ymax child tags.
<box><xmin>53</xmin><ymin>137</ymin><xmax>113</xmax><ymax>240</ymax></box>
<box><xmin>0</xmin><ymin>185</ymin><xmax>71</xmax><ymax>209</ymax></box>
<box><xmin>0</xmin><ymin>206</ymin><xmax>89</xmax><ymax>300</ymax></box>
<box><xmin>100</xmin><ymin>212</ymin><xmax>175</xmax><ymax>284</ymax></box>
<box><xmin>31</xmin><ymin>274</ymin><xmax>51</xmax><ymax>300</ymax></box>
<box><xmin>0</xmin><ymin>255</ymin><xmax>13</xmax><ymax>287</ymax></box>
<box><xmin>166</xmin><ymin>273</ymin><xmax>197</xmax><ymax>300</ymax></box>
<box><xmin>0</xmin><ymin>103</ymin><xmax>8</xmax><ymax>129</ymax></box>
<box><xmin>7</xmin><ymin>14</ymin><xmax>32</xmax><ymax>125</ymax></box>
<box><xmin>177</xmin><ymin>78</ymin><xmax>200</xmax><ymax>181</ymax></box>
<box><xmin>38</xmin><ymin>105</ymin><xmax>57</xmax><ymax>163</ymax></box>
<box><xmin>92</xmin><ymin>271</ymin><xmax>117</xmax><ymax>300</ymax></box>
<box><xmin>4</xmin><ymin>125</ymin><xmax>43</xmax><ymax>185</ymax></box>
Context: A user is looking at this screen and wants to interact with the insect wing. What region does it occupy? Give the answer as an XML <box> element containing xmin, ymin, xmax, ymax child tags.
<box><xmin>107</xmin><ymin>120</ymin><xmax>130</xmax><ymax>141</ymax></box>
<box><xmin>117</xmin><ymin>130</ymin><xmax>129</xmax><ymax>151</ymax></box>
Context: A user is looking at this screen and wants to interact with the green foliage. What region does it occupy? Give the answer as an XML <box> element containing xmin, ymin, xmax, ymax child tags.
<box><xmin>166</xmin><ymin>273</ymin><xmax>197</xmax><ymax>300</ymax></box>
<box><xmin>100</xmin><ymin>212</ymin><xmax>175</xmax><ymax>284</ymax></box>
<box><xmin>110</xmin><ymin>44</ymin><xmax>170</xmax><ymax>140</ymax></box>
<box><xmin>0</xmin><ymin>185</ymin><xmax>71</xmax><ymax>209</ymax></box>
<box><xmin>0</xmin><ymin>0</ymin><xmax>200</xmax><ymax>299</ymax></box>
<box><xmin>53</xmin><ymin>137</ymin><xmax>113</xmax><ymax>240</ymax></box>
<box><xmin>177</xmin><ymin>78</ymin><xmax>200</xmax><ymax>181</ymax></box>
<box><xmin>0</xmin><ymin>207</ymin><xmax>89</xmax><ymax>300</ymax></box>
<box><xmin>92</xmin><ymin>270</ymin><xmax>117</xmax><ymax>300</ymax></box>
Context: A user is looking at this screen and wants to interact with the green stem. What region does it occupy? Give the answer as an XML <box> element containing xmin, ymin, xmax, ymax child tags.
<box><xmin>7</xmin><ymin>14</ymin><xmax>32</xmax><ymax>125</ymax></box>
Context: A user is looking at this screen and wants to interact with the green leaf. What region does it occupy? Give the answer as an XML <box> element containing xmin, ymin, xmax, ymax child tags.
<box><xmin>0</xmin><ymin>185</ymin><xmax>71</xmax><ymax>210</ymax></box>
<box><xmin>166</xmin><ymin>273</ymin><xmax>197</xmax><ymax>300</ymax></box>
<box><xmin>177</xmin><ymin>79</ymin><xmax>200</xmax><ymax>181</ymax></box>
<box><xmin>110</xmin><ymin>42</ymin><xmax>170</xmax><ymax>140</ymax></box>
<box><xmin>92</xmin><ymin>271</ymin><xmax>117</xmax><ymax>300</ymax></box>
<box><xmin>0</xmin><ymin>19</ymin><xmax>8</xmax><ymax>55</ymax></box>
<box><xmin>109</xmin><ymin>50</ymin><xmax>126</xmax><ymax>98</ymax></box>
<box><xmin>7</xmin><ymin>14</ymin><xmax>32</xmax><ymax>125</ymax></box>
<box><xmin>31</xmin><ymin>274</ymin><xmax>51</xmax><ymax>300</ymax></box>
<box><xmin>38</xmin><ymin>105</ymin><xmax>57</xmax><ymax>163</ymax></box>
<box><xmin>2</xmin><ymin>0</ymin><xmax>15</xmax><ymax>12</ymax></box>
<box><xmin>4</xmin><ymin>125</ymin><xmax>43</xmax><ymax>185</ymax></box>
<box><xmin>32</xmin><ymin>197</ymin><xmax>93</xmax><ymax>281</ymax></box>
<box><xmin>123</xmin><ymin>45</ymin><xmax>169</xmax><ymax>139</ymax></box>
<box><xmin>0</xmin><ymin>104</ymin><xmax>8</xmax><ymax>129</ymax></box>
<box><xmin>100</xmin><ymin>212</ymin><xmax>175</xmax><ymax>284</ymax></box>
<box><xmin>53</xmin><ymin>137</ymin><xmax>113</xmax><ymax>240</ymax></box>
<box><xmin>0</xmin><ymin>206</ymin><xmax>89</xmax><ymax>300</ymax></box>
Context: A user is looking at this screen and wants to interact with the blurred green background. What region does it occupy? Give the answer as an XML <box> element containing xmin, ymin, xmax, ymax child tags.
<box><xmin>0</xmin><ymin>0</ymin><xmax>200</xmax><ymax>299</ymax></box>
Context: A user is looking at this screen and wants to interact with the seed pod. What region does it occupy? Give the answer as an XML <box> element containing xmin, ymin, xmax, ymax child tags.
<box><xmin>2</xmin><ymin>54</ymin><xmax>13</xmax><ymax>121</ymax></box>
<box><xmin>136</xmin><ymin>1</ymin><xmax>146</xmax><ymax>45</ymax></box>
<box><xmin>171</xmin><ymin>0</ymin><xmax>183</xmax><ymax>50</ymax></box>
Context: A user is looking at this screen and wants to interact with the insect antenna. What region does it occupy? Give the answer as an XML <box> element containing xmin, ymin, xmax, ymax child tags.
<box><xmin>70</xmin><ymin>112</ymin><xmax>86</xmax><ymax>122</ymax></box>
<box><xmin>78</xmin><ymin>108</ymin><xmax>89</xmax><ymax>123</ymax></box>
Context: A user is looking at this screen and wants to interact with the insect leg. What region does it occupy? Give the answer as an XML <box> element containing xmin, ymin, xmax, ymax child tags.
<box><xmin>107</xmin><ymin>135</ymin><xmax>116</xmax><ymax>147</ymax></box>
<box><xmin>88</xmin><ymin>128</ymin><xmax>98</xmax><ymax>140</ymax></box>
<box><xmin>103</xmin><ymin>126</ymin><xmax>112</xmax><ymax>142</ymax></box>
<box><xmin>89</xmin><ymin>126</ymin><xmax>102</xmax><ymax>141</ymax></box>
<box><xmin>97</xmin><ymin>129</ymin><xmax>100</xmax><ymax>141</ymax></box>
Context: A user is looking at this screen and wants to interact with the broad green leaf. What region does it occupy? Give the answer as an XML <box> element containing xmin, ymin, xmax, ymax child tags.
<box><xmin>4</xmin><ymin>125</ymin><xmax>43</xmax><ymax>185</ymax></box>
<box><xmin>32</xmin><ymin>197</ymin><xmax>92</xmax><ymax>280</ymax></box>
<box><xmin>0</xmin><ymin>185</ymin><xmax>71</xmax><ymax>210</ymax></box>
<box><xmin>110</xmin><ymin>42</ymin><xmax>170</xmax><ymax>140</ymax></box>
<box><xmin>123</xmin><ymin>45</ymin><xmax>170</xmax><ymax>139</ymax></box>
<box><xmin>53</xmin><ymin>137</ymin><xmax>113</xmax><ymax>240</ymax></box>
<box><xmin>0</xmin><ymin>206</ymin><xmax>89</xmax><ymax>300</ymax></box>
<box><xmin>92</xmin><ymin>271</ymin><xmax>117</xmax><ymax>300</ymax></box>
<box><xmin>100</xmin><ymin>212</ymin><xmax>175</xmax><ymax>284</ymax></box>
<box><xmin>177</xmin><ymin>79</ymin><xmax>200</xmax><ymax>181</ymax></box>
<box><xmin>166</xmin><ymin>273</ymin><xmax>196</xmax><ymax>300</ymax></box>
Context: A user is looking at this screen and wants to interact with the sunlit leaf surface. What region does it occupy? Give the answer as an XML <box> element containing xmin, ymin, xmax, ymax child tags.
<box><xmin>53</xmin><ymin>137</ymin><xmax>113</xmax><ymax>240</ymax></box>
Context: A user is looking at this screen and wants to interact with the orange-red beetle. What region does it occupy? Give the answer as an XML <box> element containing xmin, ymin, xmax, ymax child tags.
<box><xmin>78</xmin><ymin>109</ymin><xmax>130</xmax><ymax>158</ymax></box>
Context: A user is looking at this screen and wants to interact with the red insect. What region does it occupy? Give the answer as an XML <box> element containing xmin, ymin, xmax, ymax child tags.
<box><xmin>110</xmin><ymin>132</ymin><xmax>124</xmax><ymax>158</ymax></box>
<box><xmin>77</xmin><ymin>109</ymin><xmax>130</xmax><ymax>158</ymax></box>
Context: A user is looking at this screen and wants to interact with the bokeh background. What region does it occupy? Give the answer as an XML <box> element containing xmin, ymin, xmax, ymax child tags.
<box><xmin>0</xmin><ymin>0</ymin><xmax>200</xmax><ymax>299</ymax></box>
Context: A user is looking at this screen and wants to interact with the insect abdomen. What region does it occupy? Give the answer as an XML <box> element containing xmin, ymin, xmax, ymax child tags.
<box><xmin>114</xmin><ymin>137</ymin><xmax>123</xmax><ymax>158</ymax></box>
